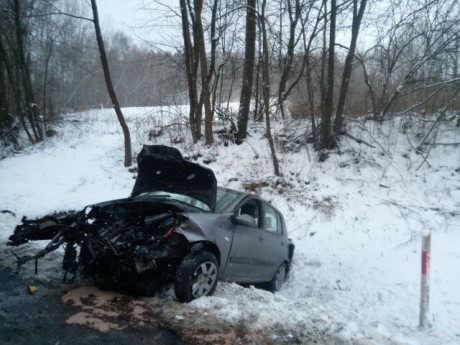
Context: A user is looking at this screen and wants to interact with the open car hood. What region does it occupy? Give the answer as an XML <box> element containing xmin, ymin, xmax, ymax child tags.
<box><xmin>131</xmin><ymin>145</ymin><xmax>217</xmax><ymax>212</ymax></box>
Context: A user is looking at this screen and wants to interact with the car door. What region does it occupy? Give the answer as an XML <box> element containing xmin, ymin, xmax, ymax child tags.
<box><xmin>223</xmin><ymin>198</ymin><xmax>270</xmax><ymax>282</ymax></box>
<box><xmin>258</xmin><ymin>202</ymin><xmax>288</xmax><ymax>280</ymax></box>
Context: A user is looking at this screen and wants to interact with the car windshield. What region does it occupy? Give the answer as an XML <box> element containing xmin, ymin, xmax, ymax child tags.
<box><xmin>215</xmin><ymin>188</ymin><xmax>242</xmax><ymax>213</ymax></box>
<box><xmin>134</xmin><ymin>191</ymin><xmax>210</xmax><ymax>211</ymax></box>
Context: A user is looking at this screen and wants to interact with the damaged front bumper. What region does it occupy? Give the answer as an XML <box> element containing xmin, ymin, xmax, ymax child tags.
<box><xmin>8</xmin><ymin>206</ymin><xmax>193</xmax><ymax>295</ymax></box>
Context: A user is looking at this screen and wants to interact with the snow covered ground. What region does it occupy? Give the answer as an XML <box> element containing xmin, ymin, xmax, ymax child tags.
<box><xmin>0</xmin><ymin>107</ymin><xmax>459</xmax><ymax>344</ymax></box>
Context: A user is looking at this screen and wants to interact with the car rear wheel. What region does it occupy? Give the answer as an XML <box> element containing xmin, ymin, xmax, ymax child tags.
<box><xmin>175</xmin><ymin>251</ymin><xmax>219</xmax><ymax>302</ymax></box>
<box><xmin>267</xmin><ymin>262</ymin><xmax>287</xmax><ymax>292</ymax></box>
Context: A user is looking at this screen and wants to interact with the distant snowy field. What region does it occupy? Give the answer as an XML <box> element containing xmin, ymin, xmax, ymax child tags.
<box><xmin>0</xmin><ymin>107</ymin><xmax>459</xmax><ymax>344</ymax></box>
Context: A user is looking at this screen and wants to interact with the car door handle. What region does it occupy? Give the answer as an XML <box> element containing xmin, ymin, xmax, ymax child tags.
<box><xmin>259</xmin><ymin>237</ymin><xmax>264</xmax><ymax>242</ymax></box>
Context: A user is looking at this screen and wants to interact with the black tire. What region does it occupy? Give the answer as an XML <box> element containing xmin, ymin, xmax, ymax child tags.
<box><xmin>266</xmin><ymin>262</ymin><xmax>287</xmax><ymax>292</ymax></box>
<box><xmin>175</xmin><ymin>251</ymin><xmax>219</xmax><ymax>302</ymax></box>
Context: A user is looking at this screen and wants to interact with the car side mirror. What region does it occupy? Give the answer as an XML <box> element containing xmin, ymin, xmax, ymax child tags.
<box><xmin>234</xmin><ymin>214</ymin><xmax>256</xmax><ymax>227</ymax></box>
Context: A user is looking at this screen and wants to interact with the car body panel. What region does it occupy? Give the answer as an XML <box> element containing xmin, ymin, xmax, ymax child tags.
<box><xmin>223</xmin><ymin>195</ymin><xmax>289</xmax><ymax>282</ymax></box>
<box><xmin>132</xmin><ymin>145</ymin><xmax>217</xmax><ymax>211</ymax></box>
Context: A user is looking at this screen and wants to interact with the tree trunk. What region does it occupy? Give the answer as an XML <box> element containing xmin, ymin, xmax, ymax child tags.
<box><xmin>13</xmin><ymin>0</ymin><xmax>43</xmax><ymax>143</ymax></box>
<box><xmin>43</xmin><ymin>39</ymin><xmax>54</xmax><ymax>133</ymax></box>
<box><xmin>236</xmin><ymin>0</ymin><xmax>257</xmax><ymax>143</ymax></box>
<box><xmin>208</xmin><ymin>0</ymin><xmax>219</xmax><ymax>117</ymax></box>
<box><xmin>319</xmin><ymin>0</ymin><xmax>336</xmax><ymax>151</ymax></box>
<box><xmin>306</xmin><ymin>54</ymin><xmax>317</xmax><ymax>141</ymax></box>
<box><xmin>278</xmin><ymin>0</ymin><xmax>301</xmax><ymax>120</ymax></box>
<box><xmin>90</xmin><ymin>0</ymin><xmax>132</xmax><ymax>167</ymax></box>
<box><xmin>194</xmin><ymin>0</ymin><xmax>214</xmax><ymax>145</ymax></box>
<box><xmin>333</xmin><ymin>0</ymin><xmax>367</xmax><ymax>135</ymax></box>
<box><xmin>261</xmin><ymin>0</ymin><xmax>280</xmax><ymax>176</ymax></box>
<box><xmin>180</xmin><ymin>0</ymin><xmax>201</xmax><ymax>143</ymax></box>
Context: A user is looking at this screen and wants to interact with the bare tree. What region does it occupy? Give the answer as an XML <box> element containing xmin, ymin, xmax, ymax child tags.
<box><xmin>179</xmin><ymin>0</ymin><xmax>214</xmax><ymax>145</ymax></box>
<box><xmin>90</xmin><ymin>0</ymin><xmax>132</xmax><ymax>167</ymax></box>
<box><xmin>208</xmin><ymin>1</ymin><xmax>243</xmax><ymax>118</ymax></box>
<box><xmin>236</xmin><ymin>0</ymin><xmax>257</xmax><ymax>144</ymax></box>
<box><xmin>357</xmin><ymin>0</ymin><xmax>460</xmax><ymax>121</ymax></box>
<box><xmin>179</xmin><ymin>0</ymin><xmax>201</xmax><ymax>143</ymax></box>
<box><xmin>276</xmin><ymin>0</ymin><xmax>303</xmax><ymax>120</ymax></box>
<box><xmin>0</xmin><ymin>0</ymin><xmax>45</xmax><ymax>144</ymax></box>
<box><xmin>260</xmin><ymin>0</ymin><xmax>280</xmax><ymax>175</ymax></box>
<box><xmin>318</xmin><ymin>0</ymin><xmax>336</xmax><ymax>151</ymax></box>
<box><xmin>194</xmin><ymin>0</ymin><xmax>214</xmax><ymax>145</ymax></box>
<box><xmin>333</xmin><ymin>0</ymin><xmax>367</xmax><ymax>134</ymax></box>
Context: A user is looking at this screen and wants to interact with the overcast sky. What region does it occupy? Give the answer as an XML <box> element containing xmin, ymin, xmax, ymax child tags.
<box><xmin>92</xmin><ymin>0</ymin><xmax>368</xmax><ymax>51</ymax></box>
<box><xmin>96</xmin><ymin>0</ymin><xmax>145</xmax><ymax>33</ymax></box>
<box><xmin>94</xmin><ymin>0</ymin><xmax>180</xmax><ymax>49</ymax></box>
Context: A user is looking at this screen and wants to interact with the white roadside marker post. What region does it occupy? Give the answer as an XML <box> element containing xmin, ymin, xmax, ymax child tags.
<box><xmin>419</xmin><ymin>233</ymin><xmax>431</xmax><ymax>328</ymax></box>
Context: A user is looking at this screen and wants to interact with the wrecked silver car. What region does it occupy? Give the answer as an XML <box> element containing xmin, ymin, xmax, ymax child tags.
<box><xmin>8</xmin><ymin>145</ymin><xmax>294</xmax><ymax>302</ymax></box>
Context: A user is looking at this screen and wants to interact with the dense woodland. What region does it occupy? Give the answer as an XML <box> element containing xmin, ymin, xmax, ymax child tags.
<box><xmin>0</xmin><ymin>0</ymin><xmax>459</xmax><ymax>163</ymax></box>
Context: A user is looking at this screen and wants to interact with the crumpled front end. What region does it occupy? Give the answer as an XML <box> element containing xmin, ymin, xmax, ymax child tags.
<box><xmin>8</xmin><ymin>200</ymin><xmax>196</xmax><ymax>295</ymax></box>
<box><xmin>79</xmin><ymin>204</ymin><xmax>191</xmax><ymax>294</ymax></box>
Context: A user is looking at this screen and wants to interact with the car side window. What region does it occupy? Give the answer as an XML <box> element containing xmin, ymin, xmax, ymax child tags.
<box><xmin>236</xmin><ymin>199</ymin><xmax>260</xmax><ymax>228</ymax></box>
<box><xmin>264</xmin><ymin>204</ymin><xmax>282</xmax><ymax>234</ymax></box>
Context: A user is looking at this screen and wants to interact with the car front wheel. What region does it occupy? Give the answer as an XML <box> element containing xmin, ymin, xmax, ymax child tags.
<box><xmin>175</xmin><ymin>251</ymin><xmax>219</xmax><ymax>302</ymax></box>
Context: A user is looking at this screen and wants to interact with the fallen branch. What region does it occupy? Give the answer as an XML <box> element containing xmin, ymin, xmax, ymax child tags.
<box><xmin>431</xmin><ymin>142</ymin><xmax>460</xmax><ymax>146</ymax></box>
<box><xmin>344</xmin><ymin>132</ymin><xmax>376</xmax><ymax>148</ymax></box>
<box><xmin>383</xmin><ymin>199</ymin><xmax>458</xmax><ymax>215</ymax></box>
<box><xmin>416</xmin><ymin>111</ymin><xmax>445</xmax><ymax>151</ymax></box>
<box><xmin>356</xmin><ymin>124</ymin><xmax>393</xmax><ymax>158</ymax></box>
<box><xmin>416</xmin><ymin>151</ymin><xmax>432</xmax><ymax>170</ymax></box>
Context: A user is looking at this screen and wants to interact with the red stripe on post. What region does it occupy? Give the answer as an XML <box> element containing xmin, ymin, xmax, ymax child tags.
<box><xmin>421</xmin><ymin>251</ymin><xmax>428</xmax><ymax>275</ymax></box>
<box><xmin>419</xmin><ymin>234</ymin><xmax>431</xmax><ymax>328</ymax></box>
